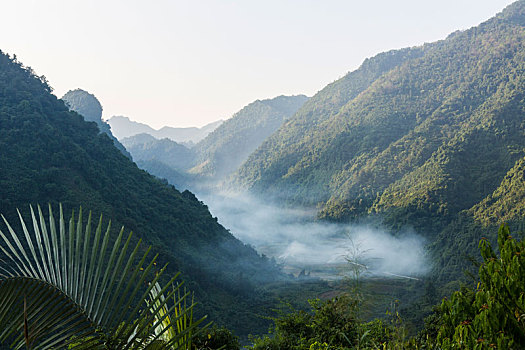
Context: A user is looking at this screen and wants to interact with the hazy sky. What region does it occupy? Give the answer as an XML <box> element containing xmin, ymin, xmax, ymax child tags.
<box><xmin>0</xmin><ymin>0</ymin><xmax>516</xmax><ymax>128</ymax></box>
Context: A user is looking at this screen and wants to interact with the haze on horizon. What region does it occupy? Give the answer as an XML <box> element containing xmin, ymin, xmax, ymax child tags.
<box><xmin>0</xmin><ymin>0</ymin><xmax>515</xmax><ymax>128</ymax></box>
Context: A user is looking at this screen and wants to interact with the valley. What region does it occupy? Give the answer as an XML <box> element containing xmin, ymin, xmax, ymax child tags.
<box><xmin>197</xmin><ymin>192</ymin><xmax>429</xmax><ymax>281</ymax></box>
<box><xmin>0</xmin><ymin>1</ymin><xmax>524</xmax><ymax>349</ymax></box>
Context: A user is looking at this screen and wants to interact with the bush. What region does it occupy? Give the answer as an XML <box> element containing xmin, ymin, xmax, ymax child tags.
<box><xmin>193</xmin><ymin>326</ymin><xmax>241</xmax><ymax>350</ymax></box>
<box><xmin>436</xmin><ymin>224</ymin><xmax>525</xmax><ymax>348</ymax></box>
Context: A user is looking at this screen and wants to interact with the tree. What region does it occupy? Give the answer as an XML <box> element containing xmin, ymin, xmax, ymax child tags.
<box><xmin>0</xmin><ymin>205</ymin><xmax>206</xmax><ymax>349</ymax></box>
<box><xmin>436</xmin><ymin>224</ymin><xmax>525</xmax><ymax>349</ymax></box>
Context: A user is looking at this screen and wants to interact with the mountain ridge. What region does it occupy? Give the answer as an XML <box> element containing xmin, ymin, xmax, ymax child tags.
<box><xmin>119</xmin><ymin>95</ymin><xmax>309</xmax><ymax>190</ymax></box>
<box><xmin>190</xmin><ymin>95</ymin><xmax>309</xmax><ymax>181</ymax></box>
<box><xmin>231</xmin><ymin>0</ymin><xmax>525</xmax><ymax>234</ymax></box>
<box><xmin>108</xmin><ymin>115</ymin><xmax>223</xmax><ymax>145</ymax></box>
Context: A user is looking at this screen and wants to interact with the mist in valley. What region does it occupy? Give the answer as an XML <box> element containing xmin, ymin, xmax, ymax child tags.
<box><xmin>197</xmin><ymin>191</ymin><xmax>430</xmax><ymax>280</ymax></box>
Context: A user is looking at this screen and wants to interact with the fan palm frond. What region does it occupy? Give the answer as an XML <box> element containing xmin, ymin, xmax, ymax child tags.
<box><xmin>146</xmin><ymin>282</ymin><xmax>206</xmax><ymax>350</ymax></box>
<box><xmin>0</xmin><ymin>204</ymin><xmax>204</xmax><ymax>349</ymax></box>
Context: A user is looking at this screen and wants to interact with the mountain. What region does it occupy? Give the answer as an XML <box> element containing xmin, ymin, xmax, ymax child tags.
<box><xmin>121</xmin><ymin>133</ymin><xmax>196</xmax><ymax>172</ymax></box>
<box><xmin>107</xmin><ymin>115</ymin><xmax>223</xmax><ymax>145</ymax></box>
<box><xmin>0</xmin><ymin>50</ymin><xmax>284</xmax><ymax>336</ymax></box>
<box><xmin>62</xmin><ymin>88</ymin><xmax>103</xmax><ymax>124</ymax></box>
<box><xmin>121</xmin><ymin>95</ymin><xmax>308</xmax><ymax>189</ymax></box>
<box><xmin>135</xmin><ymin>158</ymin><xmax>193</xmax><ymax>191</ymax></box>
<box><xmin>120</xmin><ymin>134</ymin><xmax>197</xmax><ymax>190</ymax></box>
<box><xmin>190</xmin><ymin>95</ymin><xmax>309</xmax><ymax>181</ymax></box>
<box><xmin>62</xmin><ymin>88</ymin><xmax>131</xmax><ymax>158</ymax></box>
<box><xmin>233</xmin><ymin>1</ymin><xmax>525</xmax><ymax>234</ymax></box>
<box><xmin>233</xmin><ymin>47</ymin><xmax>425</xmax><ymax>204</ymax></box>
<box><xmin>430</xmin><ymin>152</ymin><xmax>525</xmax><ymax>289</ymax></box>
<box><xmin>107</xmin><ymin>116</ymin><xmax>156</xmax><ymax>139</ymax></box>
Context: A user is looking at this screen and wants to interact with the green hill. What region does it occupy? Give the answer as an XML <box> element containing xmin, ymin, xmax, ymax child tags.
<box><xmin>233</xmin><ymin>0</ymin><xmax>525</xmax><ymax>235</ymax></box>
<box><xmin>429</xmin><ymin>153</ymin><xmax>525</xmax><ymax>290</ymax></box>
<box><xmin>0</xmin><ymin>50</ymin><xmax>284</xmax><ymax>336</ymax></box>
<box><xmin>233</xmin><ymin>46</ymin><xmax>425</xmax><ymax>204</ymax></box>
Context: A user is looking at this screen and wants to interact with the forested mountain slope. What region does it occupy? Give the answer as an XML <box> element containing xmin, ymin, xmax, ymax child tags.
<box><xmin>233</xmin><ymin>1</ymin><xmax>525</xmax><ymax>233</ymax></box>
<box><xmin>0</xmin><ymin>51</ymin><xmax>283</xmax><ymax>335</ymax></box>
<box><xmin>232</xmin><ymin>47</ymin><xmax>424</xmax><ymax>200</ymax></box>
<box><xmin>121</xmin><ymin>133</ymin><xmax>196</xmax><ymax>171</ymax></box>
<box><xmin>471</xmin><ymin>155</ymin><xmax>525</xmax><ymax>225</ymax></box>
<box><xmin>190</xmin><ymin>95</ymin><xmax>308</xmax><ymax>181</ymax></box>
<box><xmin>430</xmin><ymin>152</ymin><xmax>525</xmax><ymax>288</ymax></box>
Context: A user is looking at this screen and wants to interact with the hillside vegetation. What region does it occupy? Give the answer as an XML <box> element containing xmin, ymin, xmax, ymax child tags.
<box><xmin>190</xmin><ymin>95</ymin><xmax>308</xmax><ymax>181</ymax></box>
<box><xmin>121</xmin><ymin>133</ymin><xmax>196</xmax><ymax>172</ymax></box>
<box><xmin>0</xmin><ymin>50</ymin><xmax>284</xmax><ymax>336</ymax></box>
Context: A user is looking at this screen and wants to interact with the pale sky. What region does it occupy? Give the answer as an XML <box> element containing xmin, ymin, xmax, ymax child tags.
<box><xmin>0</xmin><ymin>0</ymin><xmax>516</xmax><ymax>128</ymax></box>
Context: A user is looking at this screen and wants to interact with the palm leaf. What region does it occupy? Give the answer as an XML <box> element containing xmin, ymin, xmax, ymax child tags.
<box><xmin>0</xmin><ymin>204</ymin><xmax>203</xmax><ymax>349</ymax></box>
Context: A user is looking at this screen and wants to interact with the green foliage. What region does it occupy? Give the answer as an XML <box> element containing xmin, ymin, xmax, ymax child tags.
<box><xmin>248</xmin><ymin>296</ymin><xmax>397</xmax><ymax>350</ymax></box>
<box><xmin>192</xmin><ymin>325</ymin><xmax>241</xmax><ymax>350</ymax></box>
<box><xmin>62</xmin><ymin>88</ymin><xmax>131</xmax><ymax>159</ymax></box>
<box><xmin>147</xmin><ymin>282</ymin><xmax>210</xmax><ymax>350</ymax></box>
<box><xmin>471</xmin><ymin>156</ymin><xmax>525</xmax><ymax>225</ymax></box>
<box><xmin>0</xmin><ymin>205</ymin><xmax>205</xmax><ymax>349</ymax></box>
<box><xmin>249</xmin><ymin>225</ymin><xmax>525</xmax><ymax>349</ymax></box>
<box><xmin>435</xmin><ymin>224</ymin><xmax>525</xmax><ymax>349</ymax></box>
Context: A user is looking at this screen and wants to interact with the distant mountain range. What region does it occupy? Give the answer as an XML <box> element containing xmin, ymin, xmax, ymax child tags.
<box><xmin>118</xmin><ymin>95</ymin><xmax>309</xmax><ymax>189</ymax></box>
<box><xmin>107</xmin><ymin>115</ymin><xmax>223</xmax><ymax>146</ymax></box>
<box><xmin>120</xmin><ymin>133</ymin><xmax>195</xmax><ymax>190</ymax></box>
<box><xmin>121</xmin><ymin>133</ymin><xmax>195</xmax><ymax>171</ymax></box>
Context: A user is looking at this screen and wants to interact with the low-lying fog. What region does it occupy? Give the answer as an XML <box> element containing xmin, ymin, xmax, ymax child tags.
<box><xmin>198</xmin><ymin>192</ymin><xmax>429</xmax><ymax>280</ymax></box>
